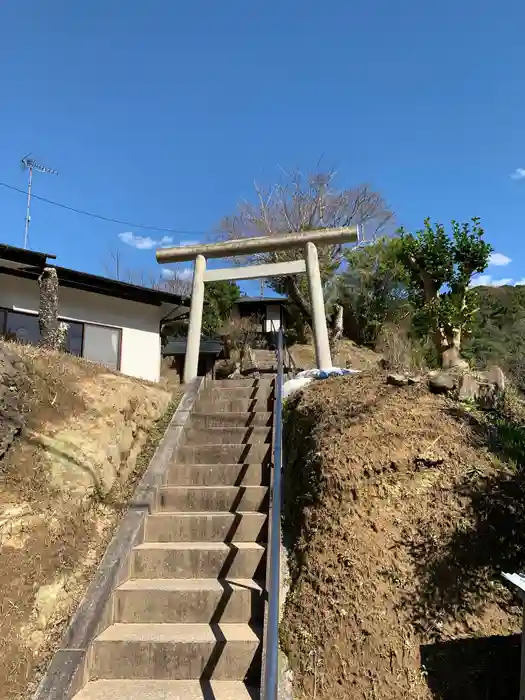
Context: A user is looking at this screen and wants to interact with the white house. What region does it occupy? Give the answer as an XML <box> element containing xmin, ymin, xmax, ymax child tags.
<box><xmin>0</xmin><ymin>243</ymin><xmax>187</xmax><ymax>383</ymax></box>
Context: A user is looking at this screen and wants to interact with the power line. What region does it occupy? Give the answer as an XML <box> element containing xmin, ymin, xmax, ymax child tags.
<box><xmin>0</xmin><ymin>180</ymin><xmax>212</xmax><ymax>237</ymax></box>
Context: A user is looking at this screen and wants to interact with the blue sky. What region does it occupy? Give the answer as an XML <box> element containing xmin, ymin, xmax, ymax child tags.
<box><xmin>1</xmin><ymin>0</ymin><xmax>525</xmax><ymax>292</ymax></box>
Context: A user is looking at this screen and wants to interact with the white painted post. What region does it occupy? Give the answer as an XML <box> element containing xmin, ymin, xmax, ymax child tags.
<box><xmin>305</xmin><ymin>242</ymin><xmax>332</xmax><ymax>369</ymax></box>
<box><xmin>183</xmin><ymin>254</ymin><xmax>206</xmax><ymax>384</ymax></box>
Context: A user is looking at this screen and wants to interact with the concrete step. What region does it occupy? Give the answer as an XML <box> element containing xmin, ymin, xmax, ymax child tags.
<box><xmin>72</xmin><ymin>680</ymin><xmax>257</xmax><ymax>700</ymax></box>
<box><xmin>195</xmin><ymin>398</ymin><xmax>273</xmax><ymax>414</ymax></box>
<box><xmin>144</xmin><ymin>512</ymin><xmax>267</xmax><ymax>543</ymax></box>
<box><xmin>114</xmin><ymin>578</ymin><xmax>264</xmax><ymax>624</ymax></box>
<box><xmin>166</xmin><ymin>463</ymin><xmax>270</xmax><ymax>487</ymax></box>
<box><xmin>210</xmin><ymin>379</ymin><xmax>274</xmax><ymax>388</ymax></box>
<box><xmin>182</xmin><ymin>426</ymin><xmax>272</xmax><ymax>445</ymax></box>
<box><xmin>177</xmin><ymin>444</ymin><xmax>270</xmax><ymax>465</ymax></box>
<box><xmin>189</xmin><ymin>412</ymin><xmax>273</xmax><ymax>429</ymax></box>
<box><xmin>157</xmin><ymin>486</ymin><xmax>268</xmax><ymax>512</ymax></box>
<box><xmin>89</xmin><ymin>623</ymin><xmax>261</xmax><ymax>681</ymax></box>
<box><xmin>132</xmin><ymin>542</ymin><xmax>266</xmax><ymax>579</ymax></box>
<box><xmin>203</xmin><ymin>386</ymin><xmax>274</xmax><ymax>401</ymax></box>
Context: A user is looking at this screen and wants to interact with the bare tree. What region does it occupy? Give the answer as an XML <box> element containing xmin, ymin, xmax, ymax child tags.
<box><xmin>103</xmin><ymin>247</ymin><xmax>192</xmax><ymax>298</ymax></box>
<box><xmin>218</xmin><ymin>167</ymin><xmax>394</xmax><ymax>329</ymax></box>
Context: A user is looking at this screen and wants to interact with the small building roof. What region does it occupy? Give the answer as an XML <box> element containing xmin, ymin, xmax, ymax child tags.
<box><xmin>236</xmin><ymin>296</ymin><xmax>289</xmax><ymax>305</ymax></box>
<box><xmin>163</xmin><ymin>337</ymin><xmax>224</xmax><ymax>357</ymax></box>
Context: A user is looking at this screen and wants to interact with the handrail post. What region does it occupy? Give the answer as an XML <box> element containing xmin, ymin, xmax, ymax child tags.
<box><xmin>263</xmin><ymin>325</ymin><xmax>284</xmax><ymax>699</ymax></box>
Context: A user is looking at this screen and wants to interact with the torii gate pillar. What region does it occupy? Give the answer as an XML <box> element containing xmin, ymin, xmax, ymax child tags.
<box><xmin>184</xmin><ymin>254</ymin><xmax>207</xmax><ymax>384</ymax></box>
<box><xmin>304</xmin><ymin>242</ymin><xmax>332</xmax><ymax>371</ymax></box>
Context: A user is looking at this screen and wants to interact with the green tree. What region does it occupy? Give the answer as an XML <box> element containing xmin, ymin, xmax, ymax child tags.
<box><xmin>395</xmin><ymin>217</ymin><xmax>492</xmax><ymax>368</ymax></box>
<box><xmin>336</xmin><ymin>237</ymin><xmax>409</xmax><ymax>346</ymax></box>
<box><xmin>202</xmin><ymin>281</ymin><xmax>241</xmax><ymax>335</ymax></box>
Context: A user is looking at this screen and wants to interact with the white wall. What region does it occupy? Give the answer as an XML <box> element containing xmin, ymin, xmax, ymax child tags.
<box><xmin>0</xmin><ymin>274</ymin><xmax>164</xmax><ymax>382</ymax></box>
<box><xmin>265</xmin><ymin>304</ymin><xmax>282</xmax><ymax>332</ymax></box>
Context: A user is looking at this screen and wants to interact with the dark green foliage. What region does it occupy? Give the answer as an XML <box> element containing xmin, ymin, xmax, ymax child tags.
<box><xmin>463</xmin><ymin>285</ymin><xmax>525</xmax><ymax>392</ymax></box>
<box><xmin>395</xmin><ymin>218</ymin><xmax>492</xmax><ymax>364</ymax></box>
<box><xmin>337</xmin><ymin>237</ymin><xmax>410</xmax><ymax>346</ymax></box>
<box><xmin>202</xmin><ymin>281</ymin><xmax>241</xmax><ymax>335</ymax></box>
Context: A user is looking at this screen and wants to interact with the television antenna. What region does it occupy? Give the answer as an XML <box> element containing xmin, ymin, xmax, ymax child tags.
<box><xmin>20</xmin><ymin>154</ymin><xmax>58</xmax><ymax>249</ymax></box>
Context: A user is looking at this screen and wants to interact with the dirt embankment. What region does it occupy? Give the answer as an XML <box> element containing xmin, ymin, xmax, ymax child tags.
<box><xmin>0</xmin><ymin>341</ymin><xmax>179</xmax><ymax>700</ymax></box>
<box><xmin>290</xmin><ymin>339</ymin><xmax>381</xmax><ymax>372</ymax></box>
<box><xmin>281</xmin><ymin>371</ymin><xmax>525</xmax><ymax>700</ymax></box>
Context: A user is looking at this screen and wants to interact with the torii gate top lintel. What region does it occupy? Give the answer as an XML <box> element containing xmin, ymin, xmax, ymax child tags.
<box><xmin>157</xmin><ymin>226</ymin><xmax>359</xmax><ymax>383</ymax></box>
<box><xmin>155</xmin><ymin>226</ymin><xmax>359</xmax><ymax>264</ymax></box>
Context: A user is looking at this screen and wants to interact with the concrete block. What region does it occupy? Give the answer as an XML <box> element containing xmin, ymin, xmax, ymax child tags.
<box><xmin>176</xmin><ymin>444</ymin><xmax>271</xmax><ymax>465</ymax></box>
<box><xmin>143</xmin><ymin>512</ymin><xmax>267</xmax><ymax>543</ymax></box>
<box><xmin>72</xmin><ymin>680</ymin><xmax>258</xmax><ymax>700</ymax></box>
<box><xmin>195</xmin><ymin>398</ymin><xmax>273</xmax><ymax>414</ymax></box>
<box><xmin>89</xmin><ymin>623</ymin><xmax>262</xmax><ymax>681</ymax></box>
<box><xmin>210</xmin><ymin>379</ymin><xmax>274</xmax><ymax>388</ymax></box>
<box><xmin>182</xmin><ymin>426</ymin><xmax>272</xmax><ymax>445</ymax></box>
<box><xmin>132</xmin><ymin>542</ymin><xmax>266</xmax><ymax>579</ymax></box>
<box><xmin>188</xmin><ymin>413</ymin><xmax>273</xmax><ymax>429</ymax></box>
<box><xmin>204</xmin><ymin>387</ymin><xmax>274</xmax><ymax>401</ymax></box>
<box><xmin>113</xmin><ymin>578</ymin><xmax>264</xmax><ymax>624</ymax></box>
<box><xmin>165</xmin><ymin>463</ymin><xmax>270</xmax><ymax>487</ymax></box>
<box><xmin>157</xmin><ymin>486</ymin><xmax>268</xmax><ymax>513</ymax></box>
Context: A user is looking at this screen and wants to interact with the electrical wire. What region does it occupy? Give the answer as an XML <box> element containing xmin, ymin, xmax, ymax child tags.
<box><xmin>0</xmin><ymin>180</ymin><xmax>212</xmax><ymax>237</ymax></box>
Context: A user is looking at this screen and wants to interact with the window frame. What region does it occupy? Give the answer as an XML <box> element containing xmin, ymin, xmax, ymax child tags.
<box><xmin>0</xmin><ymin>307</ymin><xmax>126</xmax><ymax>366</ymax></box>
<box><xmin>82</xmin><ymin>322</ymin><xmax>123</xmax><ymax>371</ymax></box>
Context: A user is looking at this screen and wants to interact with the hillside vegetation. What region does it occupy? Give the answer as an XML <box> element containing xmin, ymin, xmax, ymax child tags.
<box><xmin>0</xmin><ymin>341</ymin><xmax>179</xmax><ymax>700</ymax></box>
<box><xmin>464</xmin><ymin>285</ymin><xmax>525</xmax><ymax>391</ymax></box>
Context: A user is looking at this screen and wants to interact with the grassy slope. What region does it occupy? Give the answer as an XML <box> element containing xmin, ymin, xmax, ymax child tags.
<box><xmin>0</xmin><ymin>341</ymin><xmax>181</xmax><ymax>700</ymax></box>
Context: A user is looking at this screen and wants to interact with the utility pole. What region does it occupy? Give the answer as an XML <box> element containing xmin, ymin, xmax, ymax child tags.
<box><xmin>20</xmin><ymin>154</ymin><xmax>58</xmax><ymax>249</ymax></box>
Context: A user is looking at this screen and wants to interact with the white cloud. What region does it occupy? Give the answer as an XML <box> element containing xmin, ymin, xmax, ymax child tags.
<box><xmin>470</xmin><ymin>275</ymin><xmax>492</xmax><ymax>287</ymax></box>
<box><xmin>161</xmin><ymin>266</ymin><xmax>193</xmax><ymax>281</ymax></box>
<box><xmin>489</xmin><ymin>252</ymin><xmax>512</xmax><ymax>266</ymax></box>
<box><xmin>470</xmin><ymin>274</ymin><xmax>514</xmax><ymax>287</ymax></box>
<box><xmin>118</xmin><ymin>231</ymin><xmax>174</xmax><ymax>250</ymax></box>
<box><xmin>515</xmin><ymin>279</ymin><xmax>525</xmax><ymax>286</ymax></box>
<box><xmin>510</xmin><ymin>168</ymin><xmax>525</xmax><ymax>180</ymax></box>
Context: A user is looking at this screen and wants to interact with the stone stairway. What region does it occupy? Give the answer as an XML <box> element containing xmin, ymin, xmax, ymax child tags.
<box><xmin>252</xmin><ymin>349</ymin><xmax>277</xmax><ymax>374</ymax></box>
<box><xmin>72</xmin><ymin>378</ymin><xmax>274</xmax><ymax>700</ymax></box>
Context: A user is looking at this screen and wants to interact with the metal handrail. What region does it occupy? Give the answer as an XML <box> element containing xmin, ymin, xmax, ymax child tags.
<box><xmin>263</xmin><ymin>325</ymin><xmax>284</xmax><ymax>699</ymax></box>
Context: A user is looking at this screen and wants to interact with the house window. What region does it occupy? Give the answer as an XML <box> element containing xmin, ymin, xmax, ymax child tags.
<box><xmin>0</xmin><ymin>309</ymin><xmax>120</xmax><ymax>370</ymax></box>
<box><xmin>64</xmin><ymin>321</ymin><xmax>84</xmax><ymax>356</ymax></box>
<box><xmin>0</xmin><ymin>309</ymin><xmax>84</xmax><ymax>357</ymax></box>
<box><xmin>5</xmin><ymin>311</ymin><xmax>41</xmax><ymax>344</ymax></box>
<box><xmin>265</xmin><ymin>305</ymin><xmax>282</xmax><ymax>333</ymax></box>
<box><xmin>83</xmin><ymin>324</ymin><xmax>121</xmax><ymax>370</ymax></box>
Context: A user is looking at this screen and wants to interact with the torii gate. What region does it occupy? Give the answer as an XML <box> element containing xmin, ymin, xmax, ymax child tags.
<box><xmin>156</xmin><ymin>226</ymin><xmax>358</xmax><ymax>383</ymax></box>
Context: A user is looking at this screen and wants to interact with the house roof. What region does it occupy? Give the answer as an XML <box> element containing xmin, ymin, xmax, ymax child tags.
<box><xmin>0</xmin><ymin>243</ymin><xmax>56</xmax><ymax>267</ymax></box>
<box><xmin>163</xmin><ymin>337</ymin><xmax>224</xmax><ymax>357</ymax></box>
<box><xmin>0</xmin><ymin>243</ymin><xmax>186</xmax><ymax>307</ymax></box>
<box><xmin>236</xmin><ymin>296</ymin><xmax>289</xmax><ymax>304</ymax></box>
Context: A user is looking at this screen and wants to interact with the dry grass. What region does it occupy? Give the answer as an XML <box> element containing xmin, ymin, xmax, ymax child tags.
<box><xmin>290</xmin><ymin>339</ymin><xmax>381</xmax><ymax>371</ymax></box>
<box><xmin>282</xmin><ymin>370</ymin><xmax>523</xmax><ymax>700</ymax></box>
<box><xmin>0</xmin><ymin>341</ymin><xmax>181</xmax><ymax>700</ymax></box>
<box><xmin>375</xmin><ymin>323</ymin><xmax>430</xmax><ymax>374</ymax></box>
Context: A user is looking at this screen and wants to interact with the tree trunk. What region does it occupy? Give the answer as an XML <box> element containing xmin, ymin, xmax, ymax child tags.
<box><xmin>283</xmin><ymin>276</ymin><xmax>313</xmax><ymax>328</ymax></box>
<box><xmin>436</xmin><ymin>326</ymin><xmax>466</xmax><ymax>369</ymax></box>
<box><xmin>328</xmin><ymin>303</ymin><xmax>344</xmax><ymax>355</ymax></box>
<box><xmin>38</xmin><ymin>267</ymin><xmax>61</xmax><ymax>350</ymax></box>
